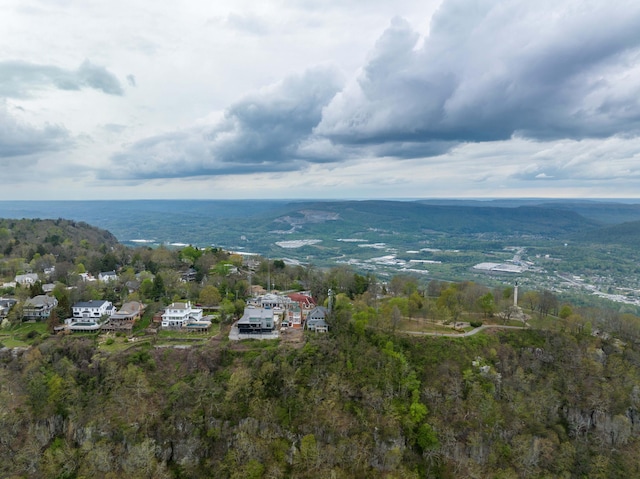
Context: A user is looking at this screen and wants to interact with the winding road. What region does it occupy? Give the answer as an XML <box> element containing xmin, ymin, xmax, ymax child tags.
<box><xmin>401</xmin><ymin>323</ymin><xmax>528</xmax><ymax>338</ymax></box>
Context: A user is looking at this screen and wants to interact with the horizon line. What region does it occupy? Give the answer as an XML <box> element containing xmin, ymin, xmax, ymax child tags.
<box><xmin>1</xmin><ymin>197</ymin><xmax>640</xmax><ymax>202</ymax></box>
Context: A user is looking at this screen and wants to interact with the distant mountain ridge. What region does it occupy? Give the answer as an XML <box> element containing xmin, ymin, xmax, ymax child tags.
<box><xmin>0</xmin><ymin>199</ymin><xmax>637</xmax><ymax>256</ymax></box>
<box><xmin>576</xmin><ymin>219</ymin><xmax>640</xmax><ymax>246</ymax></box>
<box><xmin>415</xmin><ymin>198</ymin><xmax>640</xmax><ymax>225</ymax></box>
<box><xmin>274</xmin><ymin>200</ymin><xmax>601</xmax><ymax>236</ymax></box>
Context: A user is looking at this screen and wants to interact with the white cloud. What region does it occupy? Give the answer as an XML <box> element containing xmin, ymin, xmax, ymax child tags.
<box><xmin>317</xmin><ymin>0</ymin><xmax>640</xmax><ymax>147</ymax></box>
<box><xmin>104</xmin><ymin>67</ymin><xmax>343</xmax><ymax>179</ymax></box>
<box><xmin>1</xmin><ymin>0</ymin><xmax>640</xmax><ymax>199</ymax></box>
<box><xmin>0</xmin><ymin>101</ymin><xmax>71</xmax><ymax>158</ymax></box>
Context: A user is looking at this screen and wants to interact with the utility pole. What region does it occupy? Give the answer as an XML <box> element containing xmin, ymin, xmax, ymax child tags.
<box><xmin>328</xmin><ymin>288</ymin><xmax>334</xmax><ymax>314</ymax></box>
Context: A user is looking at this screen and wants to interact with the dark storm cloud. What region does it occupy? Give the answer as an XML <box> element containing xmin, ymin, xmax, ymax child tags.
<box><xmin>0</xmin><ymin>103</ymin><xmax>71</xmax><ymax>158</ymax></box>
<box><xmin>317</xmin><ymin>0</ymin><xmax>640</xmax><ymax>150</ymax></box>
<box><xmin>106</xmin><ymin>0</ymin><xmax>640</xmax><ymax>182</ymax></box>
<box><xmin>0</xmin><ymin>60</ymin><xmax>124</xmax><ymax>98</ymax></box>
<box><xmin>104</xmin><ymin>67</ymin><xmax>343</xmax><ymax>179</ymax></box>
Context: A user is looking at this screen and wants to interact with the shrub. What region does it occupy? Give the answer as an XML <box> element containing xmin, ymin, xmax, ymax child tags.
<box><xmin>470</xmin><ymin>320</ymin><xmax>483</xmax><ymax>328</ymax></box>
<box><xmin>26</xmin><ymin>330</ymin><xmax>39</xmax><ymax>339</ymax></box>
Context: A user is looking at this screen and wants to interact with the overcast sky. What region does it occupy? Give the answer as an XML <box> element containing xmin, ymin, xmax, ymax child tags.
<box><xmin>2</xmin><ymin>0</ymin><xmax>640</xmax><ymax>200</ymax></box>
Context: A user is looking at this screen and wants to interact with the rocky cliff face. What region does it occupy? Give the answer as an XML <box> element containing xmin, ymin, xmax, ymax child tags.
<box><xmin>3</xmin><ymin>327</ymin><xmax>640</xmax><ymax>478</ymax></box>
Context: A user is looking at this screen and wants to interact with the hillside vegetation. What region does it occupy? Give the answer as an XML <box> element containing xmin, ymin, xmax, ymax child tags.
<box><xmin>278</xmin><ymin>201</ymin><xmax>601</xmax><ymax>236</ymax></box>
<box><xmin>2</xmin><ymin>217</ymin><xmax>640</xmax><ymax>477</ymax></box>
<box><xmin>576</xmin><ymin>219</ymin><xmax>640</xmax><ymax>247</ymax></box>
<box><xmin>3</xmin><ymin>317</ymin><xmax>640</xmax><ymax>478</ymax></box>
<box><xmin>0</xmin><ymin>218</ymin><xmax>119</xmax><ymax>266</ymax></box>
<box><xmin>0</xmin><ymin>218</ymin><xmax>118</xmax><ymax>255</ymax></box>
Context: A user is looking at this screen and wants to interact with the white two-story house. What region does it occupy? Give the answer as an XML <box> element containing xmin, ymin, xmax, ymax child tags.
<box><xmin>72</xmin><ymin>300</ymin><xmax>114</xmax><ymax>323</ymax></box>
<box><xmin>98</xmin><ymin>271</ymin><xmax>118</xmax><ymax>282</ymax></box>
<box><xmin>161</xmin><ymin>301</ymin><xmax>203</xmax><ymax>328</ymax></box>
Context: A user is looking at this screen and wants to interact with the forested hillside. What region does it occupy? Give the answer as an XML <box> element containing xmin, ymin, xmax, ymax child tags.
<box><xmin>0</xmin><ymin>218</ymin><xmax>123</xmax><ymax>281</ymax></box>
<box><xmin>576</xmin><ymin>220</ymin><xmax>640</xmax><ymax>247</ymax></box>
<box><xmin>2</xmin><ymin>320</ymin><xmax>640</xmax><ymax>478</ymax></box>
<box><xmin>2</xmin><ymin>217</ymin><xmax>640</xmax><ymax>477</ymax></box>
<box><xmin>0</xmin><ymin>218</ymin><xmax>119</xmax><ymax>255</ymax></box>
<box><xmin>271</xmin><ymin>200</ymin><xmax>601</xmax><ymax>236</ymax></box>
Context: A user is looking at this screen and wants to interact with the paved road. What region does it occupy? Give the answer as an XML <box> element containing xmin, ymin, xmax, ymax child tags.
<box><xmin>225</xmin><ymin>321</ymin><xmax>526</xmax><ymax>341</ymax></box>
<box><xmin>401</xmin><ymin>324</ymin><xmax>527</xmax><ymax>338</ymax></box>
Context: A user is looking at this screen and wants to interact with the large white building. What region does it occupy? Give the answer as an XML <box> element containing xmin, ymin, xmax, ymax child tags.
<box><xmin>67</xmin><ymin>300</ymin><xmax>115</xmax><ymax>331</ymax></box>
<box><xmin>473</xmin><ymin>262</ymin><xmax>527</xmax><ymax>274</ymax></box>
<box><xmin>161</xmin><ymin>301</ymin><xmax>204</xmax><ymax>328</ymax></box>
<box><xmin>72</xmin><ymin>300</ymin><xmax>114</xmax><ymax>320</ymax></box>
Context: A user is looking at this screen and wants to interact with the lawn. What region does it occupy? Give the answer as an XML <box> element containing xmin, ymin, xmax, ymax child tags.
<box><xmin>527</xmin><ymin>314</ymin><xmax>565</xmax><ymax>331</ymax></box>
<box><xmin>156</xmin><ymin>322</ymin><xmax>221</xmax><ymax>340</ymax></box>
<box><xmin>97</xmin><ymin>335</ymin><xmax>152</xmax><ymax>352</ymax></box>
<box><xmin>96</xmin><ymin>322</ymin><xmax>222</xmax><ymax>351</ymax></box>
<box><xmin>132</xmin><ymin>314</ymin><xmax>152</xmax><ymax>334</ymax></box>
<box><xmin>0</xmin><ymin>321</ymin><xmax>48</xmax><ymax>347</ymax></box>
<box><xmin>398</xmin><ymin>317</ymin><xmax>464</xmax><ymax>334</ymax></box>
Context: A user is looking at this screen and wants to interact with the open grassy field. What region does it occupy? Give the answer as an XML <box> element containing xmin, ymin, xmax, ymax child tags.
<box><xmin>397</xmin><ymin>317</ymin><xmax>465</xmax><ymax>334</ymax></box>
<box><xmin>0</xmin><ymin>321</ymin><xmax>48</xmax><ymax>347</ymax></box>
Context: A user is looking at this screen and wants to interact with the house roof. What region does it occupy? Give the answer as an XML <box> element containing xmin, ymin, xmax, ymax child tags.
<box><xmin>238</xmin><ymin>307</ymin><xmax>273</xmax><ymax>325</ymax></box>
<box><xmin>73</xmin><ymin>300</ymin><xmax>111</xmax><ymax>309</ymax></box>
<box><xmin>167</xmin><ymin>302</ymin><xmax>189</xmax><ymax>310</ymax></box>
<box><xmin>287</xmin><ymin>292</ymin><xmax>316</xmax><ymax>306</ymax></box>
<box><xmin>307</xmin><ymin>306</ymin><xmax>329</xmax><ymax>319</ymax></box>
<box><xmin>118</xmin><ymin>301</ymin><xmax>145</xmax><ymax>315</ymax></box>
<box><xmin>24</xmin><ymin>295</ymin><xmax>57</xmax><ymax>308</ymax></box>
<box><xmin>15</xmin><ymin>273</ymin><xmax>39</xmax><ymax>282</ymax></box>
<box><xmin>111</xmin><ymin>302</ymin><xmax>144</xmax><ymax>321</ymax></box>
<box><xmin>0</xmin><ymin>298</ymin><xmax>18</xmax><ymax>308</ymax></box>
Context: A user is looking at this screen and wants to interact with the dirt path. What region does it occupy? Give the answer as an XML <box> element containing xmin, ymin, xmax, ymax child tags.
<box><xmin>401</xmin><ymin>324</ymin><xmax>527</xmax><ymax>337</ymax></box>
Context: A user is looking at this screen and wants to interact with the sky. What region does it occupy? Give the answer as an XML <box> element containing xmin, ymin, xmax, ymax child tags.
<box><xmin>2</xmin><ymin>0</ymin><xmax>640</xmax><ymax>200</ymax></box>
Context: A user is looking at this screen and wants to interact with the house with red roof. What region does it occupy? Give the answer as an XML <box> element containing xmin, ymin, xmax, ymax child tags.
<box><xmin>287</xmin><ymin>292</ymin><xmax>316</xmax><ymax>327</ymax></box>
